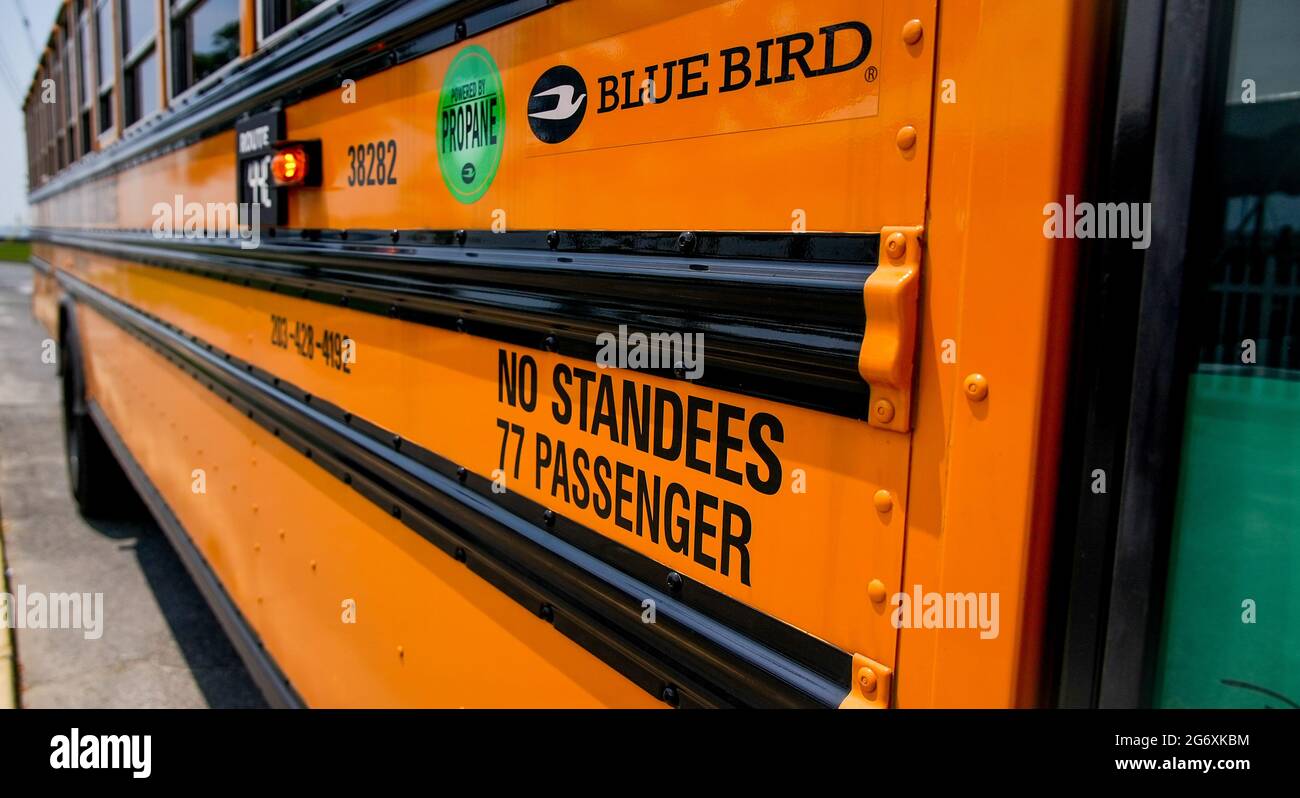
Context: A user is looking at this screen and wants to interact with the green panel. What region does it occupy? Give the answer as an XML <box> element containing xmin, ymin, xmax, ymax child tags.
<box><xmin>1154</xmin><ymin>372</ymin><xmax>1300</xmax><ymax>708</ymax></box>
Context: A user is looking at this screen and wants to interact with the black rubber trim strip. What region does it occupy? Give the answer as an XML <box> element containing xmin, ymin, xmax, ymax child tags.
<box><xmin>88</xmin><ymin>401</ymin><xmax>306</xmax><ymax>709</ymax></box>
<box><xmin>29</xmin><ymin>0</ymin><xmax>553</xmax><ymax>204</ymax></box>
<box><xmin>1048</xmin><ymin>0</ymin><xmax>1165</xmax><ymax>708</ymax></box>
<box><xmin>56</xmin><ymin>264</ymin><xmax>855</xmax><ymax>708</ymax></box>
<box><xmin>35</xmin><ymin>227</ymin><xmax>877</xmax><ymax>419</ymax></box>
<box><xmin>1098</xmin><ymin>0</ymin><xmax>1223</xmax><ymax>709</ymax></box>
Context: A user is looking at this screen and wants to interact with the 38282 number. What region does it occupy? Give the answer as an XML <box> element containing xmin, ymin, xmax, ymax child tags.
<box><xmin>346</xmin><ymin>140</ymin><xmax>398</xmax><ymax>186</ymax></box>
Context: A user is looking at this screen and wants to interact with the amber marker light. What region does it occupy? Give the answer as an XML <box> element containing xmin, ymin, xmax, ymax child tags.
<box><xmin>272</xmin><ymin>147</ymin><xmax>307</xmax><ymax>186</ymax></box>
<box><xmin>268</xmin><ymin>140</ymin><xmax>323</xmax><ymax>188</ymax></box>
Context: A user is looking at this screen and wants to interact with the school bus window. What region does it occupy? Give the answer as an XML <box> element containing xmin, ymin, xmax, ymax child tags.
<box><xmin>94</xmin><ymin>0</ymin><xmax>114</xmax><ymax>135</ymax></box>
<box><xmin>122</xmin><ymin>0</ymin><xmax>160</xmax><ymax>126</ymax></box>
<box><xmin>78</xmin><ymin>2</ymin><xmax>95</xmax><ymax>153</ymax></box>
<box><xmin>60</xmin><ymin>18</ymin><xmax>77</xmax><ymax>161</ymax></box>
<box><xmin>49</xmin><ymin>45</ymin><xmax>65</xmax><ymax>172</ymax></box>
<box><xmin>42</xmin><ymin>54</ymin><xmax>55</xmax><ymax>173</ymax></box>
<box><xmin>171</xmin><ymin>0</ymin><xmax>240</xmax><ymax>96</ymax></box>
<box><xmin>260</xmin><ymin>0</ymin><xmax>330</xmax><ymax>40</ymax></box>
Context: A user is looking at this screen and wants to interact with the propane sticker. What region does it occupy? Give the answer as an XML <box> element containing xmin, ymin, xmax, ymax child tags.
<box><xmin>437</xmin><ymin>45</ymin><xmax>505</xmax><ymax>204</ymax></box>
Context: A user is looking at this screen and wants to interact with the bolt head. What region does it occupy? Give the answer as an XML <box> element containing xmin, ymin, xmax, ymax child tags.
<box><xmin>873</xmin><ymin>399</ymin><xmax>896</xmax><ymax>423</ymax></box>
<box><xmin>666</xmin><ymin>571</ymin><xmax>684</xmax><ymax>593</ymax></box>
<box><xmin>902</xmin><ymin>19</ymin><xmax>924</xmax><ymax>45</ymax></box>
<box><xmin>858</xmin><ymin>667</ymin><xmax>878</xmax><ymax>693</ymax></box>
<box><xmin>868</xmin><ymin>579</ymin><xmax>887</xmax><ymax>604</ymax></box>
<box><xmin>885</xmin><ymin>232</ymin><xmax>907</xmax><ymax>260</ymax></box>
<box><xmin>873</xmin><ymin>489</ymin><xmax>893</xmax><ymax>513</ymax></box>
<box><xmin>964</xmin><ymin>373</ymin><xmax>989</xmax><ymax>401</ymax></box>
<box><xmin>896</xmin><ymin>125</ymin><xmax>918</xmax><ymax>151</ymax></box>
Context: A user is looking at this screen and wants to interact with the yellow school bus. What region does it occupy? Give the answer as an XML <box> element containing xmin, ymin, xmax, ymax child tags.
<box><xmin>21</xmin><ymin>0</ymin><xmax>1300</xmax><ymax>708</ymax></box>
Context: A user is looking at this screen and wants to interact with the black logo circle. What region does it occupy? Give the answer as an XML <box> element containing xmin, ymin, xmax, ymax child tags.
<box><xmin>527</xmin><ymin>65</ymin><xmax>587</xmax><ymax>144</ymax></box>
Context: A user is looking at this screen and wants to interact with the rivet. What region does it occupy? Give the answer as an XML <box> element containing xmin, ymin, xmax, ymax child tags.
<box><xmin>902</xmin><ymin>19</ymin><xmax>924</xmax><ymax>45</ymax></box>
<box><xmin>964</xmin><ymin>373</ymin><xmax>989</xmax><ymax>401</ymax></box>
<box><xmin>253</xmin><ymin>543</ymin><xmax>261</xmax><ymax>553</ymax></box>
<box><xmin>666</xmin><ymin>571</ymin><xmax>684</xmax><ymax>594</ymax></box>
<box><xmin>310</xmin><ymin>560</ymin><xmax>317</xmax><ymax>572</ymax></box>
<box><xmin>661</xmin><ymin>685</ymin><xmax>680</xmax><ymax>706</ymax></box>
<box><xmin>896</xmin><ymin>125</ymin><xmax>917</xmax><ymax>151</ymax></box>
<box><xmin>456</xmin><ymin>466</ymin><xmax>468</xmax><ymax>483</ymax></box>
<box><xmin>858</xmin><ymin>667</ymin><xmax>878</xmax><ymax>693</ymax></box>
<box><xmin>543</xmin><ymin>509</ymin><xmax>556</xmax><ymax>527</ymax></box>
<box><xmin>397</xmin><ymin>645</ymin><xmax>405</xmax><ymax>660</ymax></box>
<box><xmin>677</xmin><ymin>231</ymin><xmax>697</xmax><ymax>254</ymax></box>
<box><xmin>546</xmin><ymin>230</ymin><xmax>559</xmax><ymax>250</ymax></box>
<box><xmin>543</xmin><ymin>334</ymin><xmax>558</xmax><ymax>352</ymax></box>
<box><xmin>539</xmin><ymin>604</ymin><xmax>555</xmax><ymax>622</ymax></box>
<box><xmin>868</xmin><ymin>579</ymin><xmax>887</xmax><ymax>603</ymax></box>
<box><xmin>873</xmin><ymin>489</ymin><xmax>893</xmax><ymax>513</ymax></box>
<box><xmin>873</xmin><ymin>399</ymin><xmax>895</xmax><ymax>423</ymax></box>
<box><xmin>885</xmin><ymin>231</ymin><xmax>907</xmax><ymax>260</ymax></box>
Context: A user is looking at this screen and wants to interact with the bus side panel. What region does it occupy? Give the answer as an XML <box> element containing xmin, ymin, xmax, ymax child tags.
<box><xmin>63</xmin><ymin>249</ymin><xmax>910</xmax><ymax>668</ymax></box>
<box><xmin>75</xmin><ymin>300</ymin><xmax>661</xmax><ymax>708</ymax></box>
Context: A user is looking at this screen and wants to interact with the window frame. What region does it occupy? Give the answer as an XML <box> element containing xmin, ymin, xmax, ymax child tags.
<box><xmin>255</xmin><ymin>0</ymin><xmax>336</xmax><ymax>51</ymax></box>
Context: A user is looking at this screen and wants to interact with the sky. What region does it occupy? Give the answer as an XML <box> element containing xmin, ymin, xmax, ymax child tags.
<box><xmin>0</xmin><ymin>0</ymin><xmax>60</xmax><ymax>228</ymax></box>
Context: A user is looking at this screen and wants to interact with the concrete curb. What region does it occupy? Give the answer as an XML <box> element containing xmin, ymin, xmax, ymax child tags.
<box><xmin>0</xmin><ymin>520</ymin><xmax>16</xmax><ymax>709</ymax></box>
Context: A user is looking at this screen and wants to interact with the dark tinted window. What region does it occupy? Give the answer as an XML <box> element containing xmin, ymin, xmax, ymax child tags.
<box><xmin>125</xmin><ymin>48</ymin><xmax>159</xmax><ymax>125</ymax></box>
<box><xmin>98</xmin><ymin>90</ymin><xmax>113</xmax><ymax>133</ymax></box>
<box><xmin>1155</xmin><ymin>0</ymin><xmax>1300</xmax><ymax>708</ymax></box>
<box><xmin>173</xmin><ymin>0</ymin><xmax>240</xmax><ymax>95</ymax></box>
